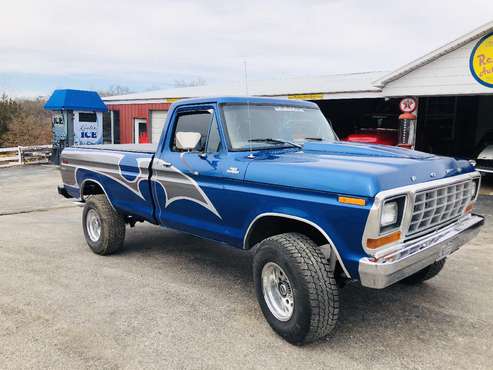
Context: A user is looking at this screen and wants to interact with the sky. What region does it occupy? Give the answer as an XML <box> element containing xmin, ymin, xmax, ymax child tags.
<box><xmin>1</xmin><ymin>0</ymin><xmax>493</xmax><ymax>98</ymax></box>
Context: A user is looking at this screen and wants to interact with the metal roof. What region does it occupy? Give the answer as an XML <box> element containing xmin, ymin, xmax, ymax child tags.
<box><xmin>44</xmin><ymin>89</ymin><xmax>108</xmax><ymax>112</ymax></box>
<box><xmin>102</xmin><ymin>21</ymin><xmax>493</xmax><ymax>105</ymax></box>
<box><xmin>103</xmin><ymin>71</ymin><xmax>386</xmax><ymax>104</ymax></box>
<box><xmin>373</xmin><ymin>20</ymin><xmax>493</xmax><ymax>87</ymax></box>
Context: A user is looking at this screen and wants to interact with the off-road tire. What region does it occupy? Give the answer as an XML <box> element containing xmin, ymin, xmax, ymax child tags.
<box><xmin>82</xmin><ymin>194</ymin><xmax>125</xmax><ymax>255</ymax></box>
<box><xmin>253</xmin><ymin>232</ymin><xmax>339</xmax><ymax>345</ymax></box>
<box><xmin>400</xmin><ymin>258</ymin><xmax>447</xmax><ymax>285</ymax></box>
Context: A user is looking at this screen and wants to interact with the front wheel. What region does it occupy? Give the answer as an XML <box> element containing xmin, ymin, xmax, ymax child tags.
<box><xmin>82</xmin><ymin>194</ymin><xmax>125</xmax><ymax>255</ymax></box>
<box><xmin>253</xmin><ymin>233</ymin><xmax>339</xmax><ymax>345</ymax></box>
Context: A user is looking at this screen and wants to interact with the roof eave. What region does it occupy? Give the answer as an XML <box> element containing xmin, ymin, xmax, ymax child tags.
<box><xmin>373</xmin><ymin>20</ymin><xmax>493</xmax><ymax>87</ymax></box>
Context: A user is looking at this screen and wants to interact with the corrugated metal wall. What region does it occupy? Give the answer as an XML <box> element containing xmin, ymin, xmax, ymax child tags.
<box><xmin>106</xmin><ymin>103</ymin><xmax>171</xmax><ymax>144</ymax></box>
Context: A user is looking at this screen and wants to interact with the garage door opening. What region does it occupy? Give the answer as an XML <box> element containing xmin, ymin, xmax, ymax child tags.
<box><xmin>314</xmin><ymin>98</ymin><xmax>402</xmax><ymax>146</ymax></box>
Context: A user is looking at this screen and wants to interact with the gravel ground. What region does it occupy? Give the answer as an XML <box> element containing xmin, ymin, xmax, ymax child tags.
<box><xmin>0</xmin><ymin>165</ymin><xmax>492</xmax><ymax>369</ymax></box>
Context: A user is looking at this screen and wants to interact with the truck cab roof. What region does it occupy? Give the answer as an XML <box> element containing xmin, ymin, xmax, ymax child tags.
<box><xmin>170</xmin><ymin>96</ymin><xmax>319</xmax><ymax>109</ymax></box>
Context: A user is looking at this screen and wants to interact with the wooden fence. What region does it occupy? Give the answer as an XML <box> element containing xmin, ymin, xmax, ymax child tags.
<box><xmin>0</xmin><ymin>145</ymin><xmax>52</xmax><ymax>168</ymax></box>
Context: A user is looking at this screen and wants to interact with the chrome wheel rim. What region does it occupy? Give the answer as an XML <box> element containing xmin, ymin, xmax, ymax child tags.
<box><xmin>86</xmin><ymin>209</ymin><xmax>101</xmax><ymax>242</ymax></box>
<box><xmin>261</xmin><ymin>262</ymin><xmax>294</xmax><ymax>321</ymax></box>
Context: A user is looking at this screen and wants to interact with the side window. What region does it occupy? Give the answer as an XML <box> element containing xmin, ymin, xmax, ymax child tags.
<box><xmin>172</xmin><ymin>111</ymin><xmax>212</xmax><ymax>152</ymax></box>
<box><xmin>206</xmin><ymin>115</ymin><xmax>221</xmax><ymax>153</ymax></box>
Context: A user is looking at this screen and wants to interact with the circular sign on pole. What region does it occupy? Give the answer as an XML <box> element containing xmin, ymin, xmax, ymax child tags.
<box><xmin>470</xmin><ymin>32</ymin><xmax>493</xmax><ymax>88</ymax></box>
<box><xmin>399</xmin><ymin>97</ymin><xmax>417</xmax><ymax>113</ymax></box>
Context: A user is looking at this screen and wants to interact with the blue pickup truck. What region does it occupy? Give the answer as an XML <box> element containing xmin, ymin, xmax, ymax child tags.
<box><xmin>58</xmin><ymin>96</ymin><xmax>484</xmax><ymax>344</ymax></box>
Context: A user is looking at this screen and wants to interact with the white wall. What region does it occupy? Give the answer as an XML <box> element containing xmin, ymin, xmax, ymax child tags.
<box><xmin>383</xmin><ymin>39</ymin><xmax>493</xmax><ymax>97</ymax></box>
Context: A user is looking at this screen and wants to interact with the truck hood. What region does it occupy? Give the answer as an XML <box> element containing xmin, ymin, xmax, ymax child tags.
<box><xmin>244</xmin><ymin>141</ymin><xmax>475</xmax><ymax>197</ymax></box>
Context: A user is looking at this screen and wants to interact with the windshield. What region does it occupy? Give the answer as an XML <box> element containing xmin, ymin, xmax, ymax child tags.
<box><xmin>221</xmin><ymin>104</ymin><xmax>338</xmax><ymax>150</ymax></box>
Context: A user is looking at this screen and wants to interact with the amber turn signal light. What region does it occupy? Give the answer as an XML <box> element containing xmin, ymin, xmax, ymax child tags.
<box><xmin>338</xmin><ymin>196</ymin><xmax>366</xmax><ymax>206</ymax></box>
<box><xmin>367</xmin><ymin>231</ymin><xmax>401</xmax><ymax>249</ymax></box>
<box><xmin>464</xmin><ymin>202</ymin><xmax>474</xmax><ymax>214</ymax></box>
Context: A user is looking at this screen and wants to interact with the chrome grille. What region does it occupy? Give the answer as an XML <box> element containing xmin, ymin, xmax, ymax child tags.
<box><xmin>407</xmin><ymin>180</ymin><xmax>474</xmax><ymax>237</ymax></box>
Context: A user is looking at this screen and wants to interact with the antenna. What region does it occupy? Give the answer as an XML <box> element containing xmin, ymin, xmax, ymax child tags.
<box><xmin>244</xmin><ymin>60</ymin><xmax>255</xmax><ymax>159</ymax></box>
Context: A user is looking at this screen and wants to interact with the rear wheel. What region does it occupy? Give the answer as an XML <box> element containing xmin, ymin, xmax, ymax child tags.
<box><xmin>82</xmin><ymin>195</ymin><xmax>125</xmax><ymax>255</ymax></box>
<box><xmin>253</xmin><ymin>233</ymin><xmax>339</xmax><ymax>345</ymax></box>
<box><xmin>400</xmin><ymin>258</ymin><xmax>446</xmax><ymax>285</ymax></box>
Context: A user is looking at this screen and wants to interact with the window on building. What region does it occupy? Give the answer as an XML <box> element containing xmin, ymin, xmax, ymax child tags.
<box><xmin>112</xmin><ymin>110</ymin><xmax>120</xmax><ymax>144</ymax></box>
<box><xmin>103</xmin><ymin>111</ymin><xmax>112</xmax><ymax>144</ymax></box>
<box><xmin>78</xmin><ymin>112</ymin><xmax>97</xmax><ymax>122</ymax></box>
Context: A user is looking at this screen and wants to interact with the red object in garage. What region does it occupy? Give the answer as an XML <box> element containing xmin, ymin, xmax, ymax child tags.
<box><xmin>344</xmin><ymin>129</ymin><xmax>398</xmax><ymax>146</ymax></box>
<box><xmin>342</xmin><ymin>113</ymin><xmax>399</xmax><ymax>146</ymax></box>
<box><xmin>139</xmin><ymin>131</ymin><xmax>149</xmax><ymax>144</ymax></box>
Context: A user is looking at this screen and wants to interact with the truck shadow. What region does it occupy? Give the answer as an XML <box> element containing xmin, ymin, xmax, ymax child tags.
<box><xmin>119</xmin><ymin>224</ymin><xmax>471</xmax><ymax>350</ymax></box>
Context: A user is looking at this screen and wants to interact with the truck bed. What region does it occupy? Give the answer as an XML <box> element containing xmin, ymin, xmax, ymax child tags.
<box><xmin>78</xmin><ymin>144</ymin><xmax>157</xmax><ymax>154</ymax></box>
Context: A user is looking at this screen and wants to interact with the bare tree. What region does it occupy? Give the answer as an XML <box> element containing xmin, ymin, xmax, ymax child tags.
<box><xmin>0</xmin><ymin>94</ymin><xmax>20</xmax><ymax>146</ymax></box>
<box><xmin>173</xmin><ymin>77</ymin><xmax>207</xmax><ymax>88</ymax></box>
<box><xmin>0</xmin><ymin>96</ymin><xmax>51</xmax><ymax>147</ymax></box>
<box><xmin>98</xmin><ymin>85</ymin><xmax>133</xmax><ymax>97</ymax></box>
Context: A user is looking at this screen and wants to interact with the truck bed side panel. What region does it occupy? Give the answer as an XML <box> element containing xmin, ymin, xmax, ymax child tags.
<box><xmin>60</xmin><ymin>147</ymin><xmax>156</xmax><ymax>223</ymax></box>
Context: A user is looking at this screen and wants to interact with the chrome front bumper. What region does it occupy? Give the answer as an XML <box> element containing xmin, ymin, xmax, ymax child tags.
<box><xmin>359</xmin><ymin>214</ymin><xmax>484</xmax><ymax>289</ymax></box>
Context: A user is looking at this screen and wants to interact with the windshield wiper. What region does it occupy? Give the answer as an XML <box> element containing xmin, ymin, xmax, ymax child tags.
<box><xmin>248</xmin><ymin>138</ymin><xmax>302</xmax><ymax>148</ymax></box>
<box><xmin>304</xmin><ymin>137</ymin><xmax>323</xmax><ymax>141</ymax></box>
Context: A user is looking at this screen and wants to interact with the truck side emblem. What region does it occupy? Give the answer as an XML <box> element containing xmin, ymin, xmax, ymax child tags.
<box><xmin>430</xmin><ymin>172</ymin><xmax>436</xmax><ymax>178</ymax></box>
<box><xmin>227</xmin><ymin>167</ymin><xmax>240</xmax><ymax>175</ymax></box>
<box><xmin>410</xmin><ymin>176</ymin><xmax>417</xmax><ymax>182</ymax></box>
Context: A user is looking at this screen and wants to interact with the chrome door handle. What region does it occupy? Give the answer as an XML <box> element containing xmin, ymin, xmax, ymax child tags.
<box><xmin>161</xmin><ymin>161</ymin><xmax>172</xmax><ymax>167</ymax></box>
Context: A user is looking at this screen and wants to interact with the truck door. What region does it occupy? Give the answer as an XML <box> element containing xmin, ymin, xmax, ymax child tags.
<box><xmin>151</xmin><ymin>105</ymin><xmax>227</xmax><ymax>241</ymax></box>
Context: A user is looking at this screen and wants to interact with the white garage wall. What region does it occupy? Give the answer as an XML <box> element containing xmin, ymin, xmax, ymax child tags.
<box><xmin>383</xmin><ymin>39</ymin><xmax>493</xmax><ymax>97</ymax></box>
<box><xmin>150</xmin><ymin>110</ymin><xmax>168</xmax><ymax>144</ymax></box>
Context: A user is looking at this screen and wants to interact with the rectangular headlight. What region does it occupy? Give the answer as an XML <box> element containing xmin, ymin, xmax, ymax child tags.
<box><xmin>379</xmin><ymin>196</ymin><xmax>406</xmax><ymax>233</ymax></box>
<box><xmin>381</xmin><ymin>201</ymin><xmax>398</xmax><ymax>227</ymax></box>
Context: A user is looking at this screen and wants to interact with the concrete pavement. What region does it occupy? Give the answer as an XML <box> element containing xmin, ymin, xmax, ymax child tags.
<box><xmin>0</xmin><ymin>165</ymin><xmax>492</xmax><ymax>369</ymax></box>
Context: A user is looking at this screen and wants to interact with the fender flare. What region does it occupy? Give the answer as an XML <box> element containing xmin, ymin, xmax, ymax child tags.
<box><xmin>243</xmin><ymin>212</ymin><xmax>351</xmax><ymax>278</ymax></box>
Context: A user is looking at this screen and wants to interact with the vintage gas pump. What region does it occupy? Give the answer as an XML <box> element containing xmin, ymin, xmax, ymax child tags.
<box><xmin>398</xmin><ymin>112</ymin><xmax>417</xmax><ymax>149</ymax></box>
<box><xmin>44</xmin><ymin>89</ymin><xmax>107</xmax><ymax>164</ymax></box>
<box><xmin>398</xmin><ymin>97</ymin><xmax>418</xmax><ymax>150</ymax></box>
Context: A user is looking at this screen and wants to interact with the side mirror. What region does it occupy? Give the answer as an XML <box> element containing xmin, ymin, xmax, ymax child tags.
<box><xmin>176</xmin><ymin>132</ymin><xmax>201</xmax><ymax>151</ymax></box>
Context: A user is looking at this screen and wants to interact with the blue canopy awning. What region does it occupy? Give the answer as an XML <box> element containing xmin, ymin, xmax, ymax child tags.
<box><xmin>44</xmin><ymin>89</ymin><xmax>107</xmax><ymax>112</ymax></box>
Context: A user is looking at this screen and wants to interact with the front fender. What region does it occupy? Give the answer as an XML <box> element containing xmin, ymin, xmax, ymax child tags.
<box><xmin>236</xmin><ymin>182</ymin><xmax>372</xmax><ymax>278</ymax></box>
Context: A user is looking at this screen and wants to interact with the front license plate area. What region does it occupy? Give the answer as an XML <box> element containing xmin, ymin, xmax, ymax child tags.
<box><xmin>437</xmin><ymin>241</ymin><xmax>460</xmax><ymax>261</ymax></box>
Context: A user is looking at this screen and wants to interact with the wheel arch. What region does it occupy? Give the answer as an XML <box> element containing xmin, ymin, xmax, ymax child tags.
<box><xmin>243</xmin><ymin>212</ymin><xmax>351</xmax><ymax>278</ymax></box>
<box><xmin>79</xmin><ymin>178</ymin><xmax>116</xmax><ymax>211</ymax></box>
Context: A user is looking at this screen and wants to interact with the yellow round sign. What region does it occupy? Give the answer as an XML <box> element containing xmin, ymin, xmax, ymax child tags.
<box><xmin>470</xmin><ymin>32</ymin><xmax>493</xmax><ymax>88</ymax></box>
